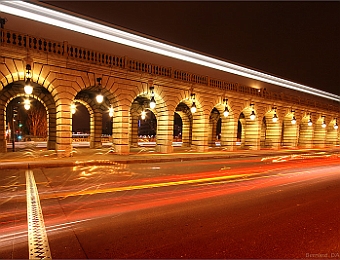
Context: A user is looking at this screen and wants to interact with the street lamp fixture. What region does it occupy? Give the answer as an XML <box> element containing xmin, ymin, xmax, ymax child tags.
<box><xmin>250</xmin><ymin>104</ymin><xmax>256</xmax><ymax>120</ymax></box>
<box><xmin>71</xmin><ymin>103</ymin><xmax>76</xmax><ymax>114</ymax></box>
<box><xmin>24</xmin><ymin>98</ymin><xmax>30</xmax><ymax>110</ymax></box>
<box><xmin>308</xmin><ymin>114</ymin><xmax>312</xmax><ymax>126</ymax></box>
<box><xmin>272</xmin><ymin>107</ymin><xmax>278</xmax><ymax>123</ymax></box>
<box><xmin>24</xmin><ymin>64</ymin><xmax>33</xmax><ymax>95</ymax></box>
<box><xmin>149</xmin><ymin>86</ymin><xmax>156</xmax><ymax>109</ymax></box>
<box><xmin>190</xmin><ymin>93</ymin><xmax>196</xmax><ymax>113</ymax></box>
<box><xmin>109</xmin><ymin>105</ymin><xmax>114</xmax><ymax>117</ymax></box>
<box><xmin>141</xmin><ymin>110</ymin><xmax>146</xmax><ymax>120</ymax></box>
<box><xmin>96</xmin><ymin>77</ymin><xmax>103</xmax><ymax>103</ymax></box>
<box><xmin>322</xmin><ymin>116</ymin><xmax>326</xmax><ymax>128</ymax></box>
<box><xmin>223</xmin><ymin>98</ymin><xmax>229</xmax><ymax>117</ymax></box>
<box><xmin>291</xmin><ymin>116</ymin><xmax>297</xmax><ymax>125</ymax></box>
<box><xmin>334</xmin><ymin>119</ymin><xmax>338</xmax><ymax>130</ymax></box>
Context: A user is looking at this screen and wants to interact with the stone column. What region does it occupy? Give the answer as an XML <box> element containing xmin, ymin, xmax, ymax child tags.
<box><xmin>221</xmin><ymin>118</ymin><xmax>237</xmax><ymax>151</ymax></box>
<box><xmin>0</xmin><ymin>103</ymin><xmax>6</xmax><ymax>153</ymax></box>
<box><xmin>90</xmin><ymin>107</ymin><xmax>102</xmax><ymax>148</ymax></box>
<box><xmin>130</xmin><ymin>111</ymin><xmax>139</xmax><ymax>147</ymax></box>
<box><xmin>192</xmin><ymin>113</ymin><xmax>209</xmax><ymax>152</ymax></box>
<box><xmin>156</xmin><ymin>110</ymin><xmax>174</xmax><ymax>153</ymax></box>
<box><xmin>55</xmin><ymin>100</ymin><xmax>72</xmax><ymax>157</ymax></box>
<box><xmin>112</xmin><ymin>106</ymin><xmax>130</xmax><ymax>154</ymax></box>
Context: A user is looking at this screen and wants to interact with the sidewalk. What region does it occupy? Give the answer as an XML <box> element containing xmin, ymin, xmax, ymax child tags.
<box><xmin>0</xmin><ymin>146</ymin><xmax>339</xmax><ymax>169</ymax></box>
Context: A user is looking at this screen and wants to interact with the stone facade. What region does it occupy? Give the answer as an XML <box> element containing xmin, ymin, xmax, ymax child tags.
<box><xmin>0</xmin><ymin>28</ymin><xmax>339</xmax><ymax>156</ymax></box>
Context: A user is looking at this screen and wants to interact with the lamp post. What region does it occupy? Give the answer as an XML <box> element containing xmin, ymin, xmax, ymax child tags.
<box><xmin>223</xmin><ymin>98</ymin><xmax>229</xmax><ymax>117</ymax></box>
<box><xmin>291</xmin><ymin>110</ymin><xmax>296</xmax><ymax>125</ymax></box>
<box><xmin>24</xmin><ymin>64</ymin><xmax>33</xmax><ymax>95</ymax></box>
<box><xmin>250</xmin><ymin>104</ymin><xmax>256</xmax><ymax>120</ymax></box>
<box><xmin>96</xmin><ymin>77</ymin><xmax>103</xmax><ymax>103</ymax></box>
<box><xmin>190</xmin><ymin>93</ymin><xmax>196</xmax><ymax>113</ymax></box>
<box><xmin>149</xmin><ymin>86</ymin><xmax>156</xmax><ymax>109</ymax></box>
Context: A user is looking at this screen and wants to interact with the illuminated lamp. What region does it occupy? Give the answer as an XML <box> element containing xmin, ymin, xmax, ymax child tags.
<box><xmin>141</xmin><ymin>110</ymin><xmax>146</xmax><ymax>120</ymax></box>
<box><xmin>24</xmin><ymin>99</ymin><xmax>30</xmax><ymax>110</ymax></box>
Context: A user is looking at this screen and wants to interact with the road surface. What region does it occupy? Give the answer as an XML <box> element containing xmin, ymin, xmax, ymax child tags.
<box><xmin>1</xmin><ymin>152</ymin><xmax>339</xmax><ymax>259</ymax></box>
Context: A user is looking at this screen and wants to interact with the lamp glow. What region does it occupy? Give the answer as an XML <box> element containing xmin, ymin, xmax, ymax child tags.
<box><xmin>250</xmin><ymin>110</ymin><xmax>256</xmax><ymax>120</ymax></box>
<box><xmin>223</xmin><ymin>107</ymin><xmax>229</xmax><ymax>117</ymax></box>
<box><xmin>141</xmin><ymin>110</ymin><xmax>146</xmax><ymax>120</ymax></box>
<box><xmin>291</xmin><ymin>116</ymin><xmax>296</xmax><ymax>125</ymax></box>
<box><xmin>109</xmin><ymin>106</ymin><xmax>114</xmax><ymax>117</ymax></box>
<box><xmin>272</xmin><ymin>113</ymin><xmax>278</xmax><ymax>123</ymax></box>
<box><xmin>149</xmin><ymin>96</ymin><xmax>156</xmax><ymax>109</ymax></box>
<box><xmin>308</xmin><ymin>119</ymin><xmax>313</xmax><ymax>126</ymax></box>
<box><xmin>96</xmin><ymin>93</ymin><xmax>103</xmax><ymax>103</ymax></box>
<box><xmin>24</xmin><ymin>99</ymin><xmax>30</xmax><ymax>110</ymax></box>
<box><xmin>24</xmin><ymin>79</ymin><xmax>33</xmax><ymax>95</ymax></box>
<box><xmin>191</xmin><ymin>102</ymin><xmax>197</xmax><ymax>113</ymax></box>
<box><xmin>71</xmin><ymin>103</ymin><xmax>76</xmax><ymax>114</ymax></box>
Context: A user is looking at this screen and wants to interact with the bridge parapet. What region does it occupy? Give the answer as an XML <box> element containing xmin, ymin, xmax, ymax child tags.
<box><xmin>1</xmin><ymin>28</ymin><xmax>339</xmax><ymax>113</ymax></box>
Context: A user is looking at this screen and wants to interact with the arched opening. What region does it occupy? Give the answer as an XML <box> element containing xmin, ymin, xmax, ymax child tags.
<box><xmin>173</xmin><ymin>112</ymin><xmax>183</xmax><ymax>145</ymax></box>
<box><xmin>5</xmin><ymin>96</ymin><xmax>48</xmax><ymax>151</ymax></box>
<box><xmin>74</xmin><ymin>85</ymin><xmax>114</xmax><ymax>149</ymax></box>
<box><xmin>237</xmin><ymin>113</ymin><xmax>245</xmax><ymax>148</ymax></box>
<box><xmin>0</xmin><ymin>80</ymin><xmax>56</xmax><ymax>152</ymax></box>
<box><xmin>138</xmin><ymin>109</ymin><xmax>157</xmax><ymax>146</ymax></box>
<box><xmin>209</xmin><ymin>107</ymin><xmax>221</xmax><ymax>147</ymax></box>
<box><xmin>71</xmin><ymin>102</ymin><xmax>90</xmax><ymax>145</ymax></box>
<box><xmin>174</xmin><ymin>102</ymin><xmax>193</xmax><ymax>147</ymax></box>
<box><xmin>130</xmin><ymin>96</ymin><xmax>157</xmax><ymax>148</ymax></box>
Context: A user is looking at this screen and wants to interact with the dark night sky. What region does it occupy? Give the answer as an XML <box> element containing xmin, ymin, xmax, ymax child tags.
<box><xmin>45</xmin><ymin>1</ymin><xmax>340</xmax><ymax>96</ymax></box>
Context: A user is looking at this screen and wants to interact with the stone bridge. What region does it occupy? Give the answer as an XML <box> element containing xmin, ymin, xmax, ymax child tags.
<box><xmin>0</xmin><ymin>2</ymin><xmax>339</xmax><ymax>156</ymax></box>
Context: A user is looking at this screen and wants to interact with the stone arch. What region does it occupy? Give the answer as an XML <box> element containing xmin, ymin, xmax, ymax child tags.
<box><xmin>208</xmin><ymin>100</ymin><xmax>236</xmax><ymax>150</ymax></box>
<box><xmin>238</xmin><ymin>104</ymin><xmax>260</xmax><ymax>150</ymax></box>
<box><xmin>0</xmin><ymin>80</ymin><xmax>57</xmax><ymax>152</ymax></box>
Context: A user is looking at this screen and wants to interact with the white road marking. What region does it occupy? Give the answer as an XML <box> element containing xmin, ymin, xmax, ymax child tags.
<box><xmin>26</xmin><ymin>170</ymin><xmax>52</xmax><ymax>259</ymax></box>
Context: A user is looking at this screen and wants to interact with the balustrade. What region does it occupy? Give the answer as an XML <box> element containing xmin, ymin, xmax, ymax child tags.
<box><xmin>1</xmin><ymin>28</ymin><xmax>338</xmax><ymax>113</ymax></box>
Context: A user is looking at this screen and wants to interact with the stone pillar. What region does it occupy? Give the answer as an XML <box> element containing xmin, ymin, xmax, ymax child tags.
<box><xmin>192</xmin><ymin>114</ymin><xmax>209</xmax><ymax>152</ymax></box>
<box><xmin>221</xmin><ymin>118</ymin><xmax>237</xmax><ymax>151</ymax></box>
<box><xmin>0</xmin><ymin>103</ymin><xmax>6</xmax><ymax>153</ymax></box>
<box><xmin>266</xmin><ymin>119</ymin><xmax>281</xmax><ymax>149</ymax></box>
<box><xmin>130</xmin><ymin>111</ymin><xmax>139</xmax><ymax>147</ymax></box>
<box><xmin>90</xmin><ymin>108</ymin><xmax>102</xmax><ymax>148</ymax></box>
<box><xmin>47</xmin><ymin>107</ymin><xmax>57</xmax><ymax>150</ymax></box>
<box><xmin>244</xmin><ymin>118</ymin><xmax>260</xmax><ymax>150</ymax></box>
<box><xmin>112</xmin><ymin>106</ymin><xmax>130</xmax><ymax>154</ymax></box>
<box><xmin>156</xmin><ymin>110</ymin><xmax>174</xmax><ymax>153</ymax></box>
<box><xmin>55</xmin><ymin>100</ymin><xmax>72</xmax><ymax>157</ymax></box>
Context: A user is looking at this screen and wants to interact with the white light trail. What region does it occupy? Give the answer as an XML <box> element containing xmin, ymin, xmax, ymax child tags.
<box><xmin>0</xmin><ymin>1</ymin><xmax>339</xmax><ymax>101</ymax></box>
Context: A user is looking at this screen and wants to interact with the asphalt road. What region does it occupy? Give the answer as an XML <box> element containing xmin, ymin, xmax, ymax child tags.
<box><xmin>1</xmin><ymin>153</ymin><xmax>339</xmax><ymax>259</ymax></box>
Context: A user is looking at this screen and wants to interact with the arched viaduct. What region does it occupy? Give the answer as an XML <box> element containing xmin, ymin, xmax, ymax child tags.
<box><xmin>0</xmin><ymin>6</ymin><xmax>339</xmax><ymax>157</ymax></box>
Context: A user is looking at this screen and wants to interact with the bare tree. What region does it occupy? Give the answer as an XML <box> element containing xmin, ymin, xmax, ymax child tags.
<box><xmin>26</xmin><ymin>101</ymin><xmax>47</xmax><ymax>137</ymax></box>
